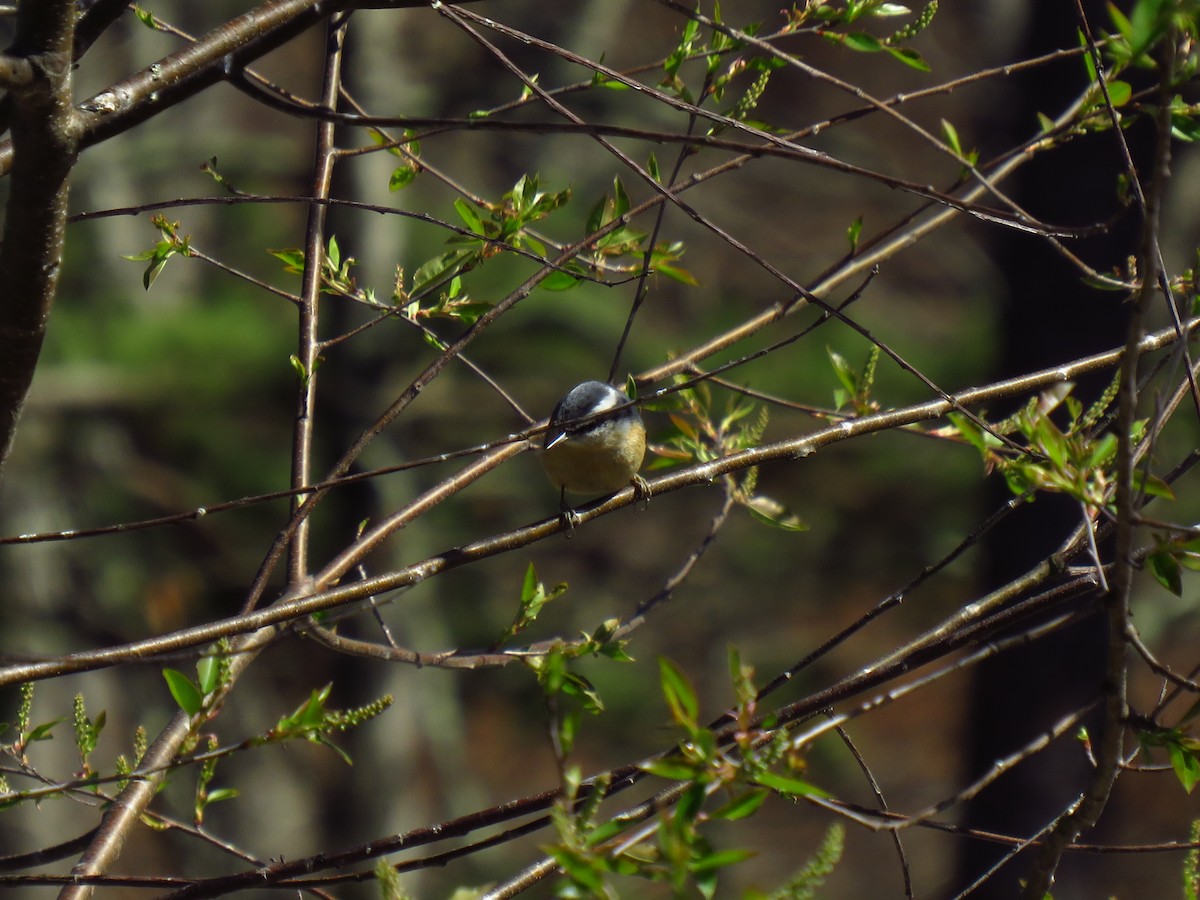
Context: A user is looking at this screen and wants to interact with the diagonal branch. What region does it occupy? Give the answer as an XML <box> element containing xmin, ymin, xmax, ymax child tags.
<box><xmin>0</xmin><ymin>0</ymin><xmax>494</xmax><ymax>178</ymax></box>
<box><xmin>1020</xmin><ymin>6</ymin><xmax>1177</xmax><ymax>894</ymax></box>
<box><xmin>2</xmin><ymin>315</ymin><xmax>1196</xmax><ymax>689</ymax></box>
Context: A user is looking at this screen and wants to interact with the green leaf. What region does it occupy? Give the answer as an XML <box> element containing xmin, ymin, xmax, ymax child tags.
<box><xmin>827</xmin><ymin>347</ymin><xmax>857</xmax><ymax>397</ymax></box>
<box><xmin>744</xmin><ymin>495</ymin><xmax>808</xmax><ymax>531</ymax></box>
<box><xmin>640</xmin><ymin>758</ymin><xmax>700</xmax><ymax>781</ymax></box>
<box><xmin>664</xmin><ymin>17</ymin><xmax>700</xmax><ymax>79</ymax></box>
<box><xmin>658</xmin><ymin>657</ymin><xmax>699</xmax><ymax>730</ymax></box>
<box><xmin>885</xmin><ymin>45</ymin><xmax>931</xmax><ymax>71</ymax></box>
<box><xmin>163</xmin><ymin>669</ymin><xmax>203</xmax><ymax>716</ymax></box>
<box><xmin>1171</xmin><ymin>97</ymin><xmax>1200</xmax><ymax>141</ymax></box>
<box><xmin>557</xmin><ymin>707</ymin><xmax>582</xmax><ymax>757</ymax></box>
<box><xmin>502</xmin><ymin>564</ymin><xmax>567</xmax><ymax>642</ymax></box>
<box><xmin>1036</xmin><ymin>419</ymin><xmax>1068</xmax><ymax>470</ymax></box>
<box><xmin>690</xmin><ymin>847</ymin><xmax>756</xmax><ymax>872</ymax></box>
<box><xmin>592</xmin><ymin>71</ymin><xmax>631</xmax><ymax>90</ymax></box>
<box><xmin>520</xmin><ymin>562</ymin><xmax>538</xmax><ymax>604</ymax></box>
<box><xmin>269</xmin><ymin>247</ymin><xmax>306</xmax><ymax>273</ymax></box>
<box><xmin>754</xmin><ymin>770</ymin><xmax>829</xmax><ymax>798</ymax></box>
<box><xmin>289</xmin><ymin>355</ymin><xmax>307</xmax><ymax>383</ymax></box>
<box><xmin>132</xmin><ymin>6</ymin><xmax>156</xmax><ymax>28</ymax></box>
<box><xmin>205</xmin><ymin>787</ymin><xmax>239</xmax><ymax>804</ymax></box>
<box><xmin>367</xmin><ymin>127</ymin><xmax>392</xmax><ymax>152</ymax></box>
<box><xmin>454</xmin><ymin>198</ymin><xmax>486</xmax><ymax>236</ymax></box>
<box><xmin>196</xmin><ymin>654</ymin><xmax>220</xmax><ymax>695</ymax></box>
<box><xmin>675</xmin><ymin>781</ymin><xmax>708</xmax><ymax>824</ymax></box>
<box><xmin>388</xmin><ymin>165</ymin><xmax>418</xmax><ymax>191</ymax></box>
<box><xmin>948</xmin><ymin>412</ymin><xmax>989</xmax><ymax>455</ymax></box>
<box><xmin>842</xmin><ymin>32</ymin><xmax>884</xmax><ymax>52</ymax></box>
<box><xmin>520</xmin><ymin>234</ymin><xmax>547</xmax><ymax>256</ymax></box>
<box><xmin>611</xmin><ymin>177</ymin><xmax>630</xmax><ymax>218</ymax></box>
<box><xmin>411</xmin><ymin>249</ymin><xmax>472</xmax><ymax>295</ymax></box>
<box><xmin>1149</xmin><ymin>550</ymin><xmax>1184</xmax><ymax>596</ymax></box>
<box><xmin>710</xmin><ymin>788</ymin><xmax>769</xmax><ymax>820</ymax></box>
<box><xmin>539</xmin><ymin>270</ymin><xmax>582</xmax><ymax>291</ymax></box>
<box><xmin>313</xmin><ymin>734</ymin><xmax>354</xmax><ymax>766</ymax></box>
<box><xmin>1179</xmin><ymin>540</ymin><xmax>1200</xmax><ymax>572</ymax></box>
<box><xmin>1107</xmin><ymin>2</ymin><xmax>1134</xmax><ymax>43</ymax></box>
<box><xmin>123</xmin><ymin>241</ymin><xmax>179</xmax><ymax>291</ymax></box>
<box><xmin>510</xmin><ymin>173</ymin><xmax>532</xmax><ymax>213</ymax></box>
<box><xmin>517</xmin><ymin>73</ymin><xmax>540</xmax><ymax>103</ymax></box>
<box><xmin>586</xmin><ymin>194</ymin><xmax>609</xmax><ymax>235</ymax></box>
<box><xmin>653</xmin><ymin>262</ymin><xmax>700</xmax><ymax>286</ymax></box>
<box><xmin>297</xmin><ymin>685</ymin><xmax>331</xmax><ymax>729</ymax></box>
<box><xmin>1079</xmin><ymin>28</ymin><xmax>1098</xmax><ymax>82</ymax></box>
<box><xmin>941</xmin><ymin>118</ymin><xmax>963</xmax><ymax>155</ymax></box>
<box><xmin>560</xmin><ymin>671</ymin><xmax>604</xmax><ymax>714</ymax></box>
<box><xmin>25</xmin><ymin>718</ymin><xmax>64</xmax><ymax>743</ymax></box>
<box><xmin>1128</xmin><ymin>0</ymin><xmax>1163</xmax><ymax>54</ymax></box>
<box><xmin>1105</xmin><ymin>79</ymin><xmax>1132</xmax><ymax>106</ymax></box>
<box><xmin>1132</xmin><ymin>469</ymin><xmax>1175</xmax><ymax>500</ymax></box>
<box><xmin>1170</xmin><ymin>740</ymin><xmax>1200</xmax><ymax>793</ymax></box>
<box><xmin>547</xmin><ymin>845</ymin><xmax>606</xmax><ymax>891</ymax></box>
<box><xmin>846</xmin><ymin>215</ymin><xmax>863</xmax><ymax>253</ymax></box>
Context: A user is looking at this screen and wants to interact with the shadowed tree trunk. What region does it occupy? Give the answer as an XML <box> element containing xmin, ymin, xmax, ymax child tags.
<box><xmin>959</xmin><ymin>1</ymin><xmax>1150</xmax><ymax>894</ymax></box>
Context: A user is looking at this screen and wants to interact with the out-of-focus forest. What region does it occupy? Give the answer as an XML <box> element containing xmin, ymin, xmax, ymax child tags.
<box><xmin>1</xmin><ymin>1</ymin><xmax>1199</xmax><ymax>897</ymax></box>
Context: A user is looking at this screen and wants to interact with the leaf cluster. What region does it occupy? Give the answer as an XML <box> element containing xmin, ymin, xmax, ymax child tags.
<box><xmin>547</xmin><ymin>650</ymin><xmax>832</xmax><ymax>898</ymax></box>
<box><xmin>657</xmin><ymin>380</ymin><xmax>806</xmax><ymax>531</ymax></box>
<box><xmin>1137</xmin><ymin>702</ymin><xmax>1200</xmax><ymax>794</ymax></box>
<box><xmin>123</xmin><ymin>214</ymin><xmax>194</xmax><ymax>290</ymax></box>
<box><xmin>787</xmin><ymin>1</ymin><xmax>937</xmax><ymax>72</ymax></box>
<box><xmin>949</xmin><ymin>380</ymin><xmax>1159</xmax><ymax>514</ymax></box>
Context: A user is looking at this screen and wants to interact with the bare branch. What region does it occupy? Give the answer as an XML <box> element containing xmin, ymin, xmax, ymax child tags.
<box><xmin>1021</xmin><ymin>6</ymin><xmax>1177</xmax><ymax>894</ymax></box>
<box><xmin>0</xmin><ymin>0</ymin><xmax>79</xmax><ymax>479</ymax></box>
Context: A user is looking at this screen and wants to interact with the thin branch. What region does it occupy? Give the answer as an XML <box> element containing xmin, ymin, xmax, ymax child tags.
<box><xmin>640</xmin><ymin>75</ymin><xmax>1110</xmax><ymax>383</ymax></box>
<box><xmin>439</xmin><ymin>3</ymin><xmax>1084</xmax><ymax>238</ymax></box>
<box><xmin>1021</xmin><ymin>6</ymin><xmax>1176</xmax><ymax>893</ymax></box>
<box><xmin>289</xmin><ymin>15</ymin><xmax>346</xmax><ymax>583</ymax></box>
<box><xmin>2</xmin><ymin>316</ymin><xmax>1196</xmax><ymax>687</ymax></box>
<box><xmin>303</xmin><ymin>484</ymin><xmax>736</xmax><ymax>668</ymax></box>
<box><xmin>834</xmin><ymin>722</ymin><xmax>913</xmax><ymax>898</ymax></box>
<box><xmin>0</xmin><ymin>0</ymin><xmax>493</xmax><ymax>176</ymax></box>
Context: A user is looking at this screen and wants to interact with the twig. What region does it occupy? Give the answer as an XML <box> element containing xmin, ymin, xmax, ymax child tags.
<box><xmin>3</xmin><ymin>316</ymin><xmax>1198</xmax><ymax>687</ymax></box>
<box><xmin>1020</xmin><ymin>5</ymin><xmax>1175</xmax><ymax>893</ymax></box>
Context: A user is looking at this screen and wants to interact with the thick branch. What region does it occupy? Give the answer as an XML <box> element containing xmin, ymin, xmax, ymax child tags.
<box><xmin>58</xmin><ymin>712</ymin><xmax>192</xmax><ymax>899</ymax></box>
<box><xmin>0</xmin><ymin>0</ymin><xmax>491</xmax><ymax>177</ymax></box>
<box><xmin>0</xmin><ymin>0</ymin><xmax>79</xmax><ymax>480</ymax></box>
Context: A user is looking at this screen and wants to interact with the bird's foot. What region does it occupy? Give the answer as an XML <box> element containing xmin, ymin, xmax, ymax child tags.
<box><xmin>559</xmin><ymin>506</ymin><xmax>581</xmax><ymax>536</ymax></box>
<box><xmin>631</xmin><ymin>474</ymin><xmax>650</xmax><ymax>509</ymax></box>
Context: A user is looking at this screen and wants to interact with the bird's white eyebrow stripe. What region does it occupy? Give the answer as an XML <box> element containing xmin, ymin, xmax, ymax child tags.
<box><xmin>589</xmin><ymin>391</ymin><xmax>622</xmax><ymax>414</ymax></box>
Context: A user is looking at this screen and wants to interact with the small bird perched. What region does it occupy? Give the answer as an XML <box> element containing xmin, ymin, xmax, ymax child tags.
<box><xmin>541</xmin><ymin>380</ymin><xmax>648</xmax><ymax>521</ymax></box>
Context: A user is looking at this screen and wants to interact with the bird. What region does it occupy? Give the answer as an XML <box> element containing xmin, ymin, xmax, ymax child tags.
<box><xmin>540</xmin><ymin>380</ymin><xmax>648</xmax><ymax>524</ymax></box>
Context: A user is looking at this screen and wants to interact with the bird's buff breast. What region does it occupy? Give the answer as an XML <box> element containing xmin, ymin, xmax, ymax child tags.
<box><xmin>541</xmin><ymin>428</ymin><xmax>646</xmax><ymax>495</ymax></box>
